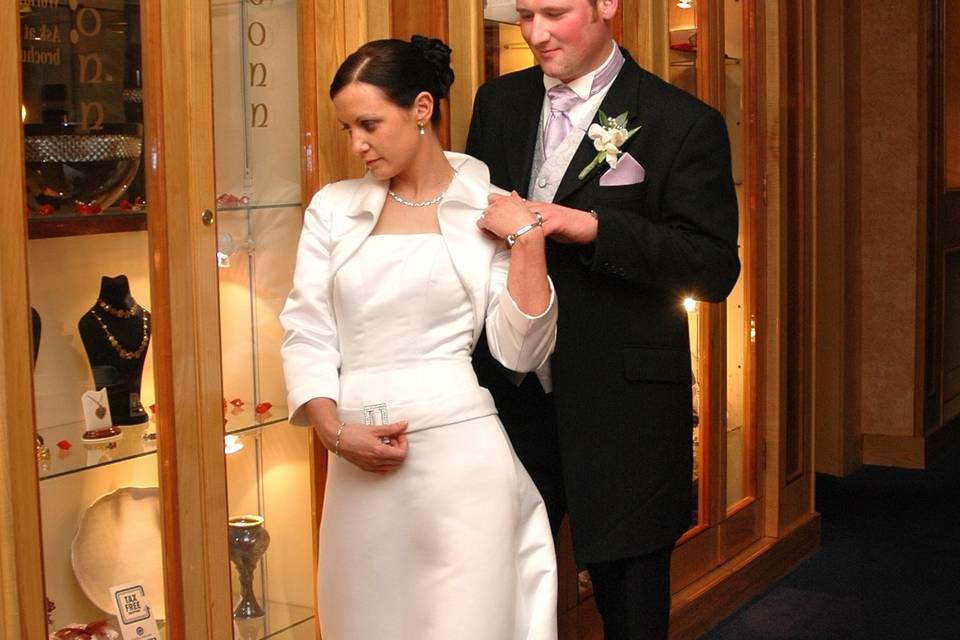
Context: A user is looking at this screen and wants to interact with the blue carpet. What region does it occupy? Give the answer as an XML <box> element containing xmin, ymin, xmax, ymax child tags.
<box><xmin>699</xmin><ymin>444</ymin><xmax>960</xmax><ymax>639</ymax></box>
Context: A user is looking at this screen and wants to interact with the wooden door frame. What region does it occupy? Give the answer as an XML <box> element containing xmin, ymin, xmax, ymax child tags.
<box><xmin>0</xmin><ymin>4</ymin><xmax>46</xmax><ymax>638</ymax></box>
<box><xmin>144</xmin><ymin>1</ymin><xmax>233</xmax><ymax>636</ymax></box>
<box><xmin>670</xmin><ymin>0</ymin><xmax>767</xmax><ymax>590</ymax></box>
<box><xmin>1</xmin><ymin>2</ymin><xmax>237</xmax><ymax>637</ymax></box>
<box><xmin>924</xmin><ymin>0</ymin><xmax>960</xmax><ymax>452</ymax></box>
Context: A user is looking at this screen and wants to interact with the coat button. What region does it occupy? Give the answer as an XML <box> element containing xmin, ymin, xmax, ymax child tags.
<box><xmin>537</xmin><ymin>177</ymin><xmax>548</xmax><ymax>188</ymax></box>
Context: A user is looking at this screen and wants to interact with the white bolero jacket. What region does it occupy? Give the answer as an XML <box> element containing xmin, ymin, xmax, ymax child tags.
<box><xmin>279</xmin><ymin>152</ymin><xmax>558</xmax><ymax>426</ymax></box>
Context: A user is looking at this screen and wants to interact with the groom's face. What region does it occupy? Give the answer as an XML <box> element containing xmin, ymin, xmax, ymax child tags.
<box><xmin>517</xmin><ymin>0</ymin><xmax>617</xmax><ymax>83</ymax></box>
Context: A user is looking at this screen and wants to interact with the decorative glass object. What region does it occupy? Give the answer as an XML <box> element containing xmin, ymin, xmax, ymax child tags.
<box><xmin>24</xmin><ymin>123</ymin><xmax>143</xmax><ymax>211</ymax></box>
<box><xmin>227</xmin><ymin>514</ymin><xmax>271</xmax><ymax>620</ymax></box>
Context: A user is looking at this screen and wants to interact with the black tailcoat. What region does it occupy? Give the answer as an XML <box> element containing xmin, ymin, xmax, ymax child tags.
<box><xmin>467</xmin><ymin>50</ymin><xmax>740</xmax><ymax>563</ymax></box>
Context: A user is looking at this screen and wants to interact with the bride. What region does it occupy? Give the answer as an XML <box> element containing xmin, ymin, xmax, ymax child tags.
<box><xmin>279</xmin><ymin>36</ymin><xmax>558</xmax><ymax>639</ymax></box>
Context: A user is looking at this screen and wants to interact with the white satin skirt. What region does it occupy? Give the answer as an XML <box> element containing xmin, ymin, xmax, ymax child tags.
<box><xmin>318</xmin><ymin>413</ymin><xmax>558</xmax><ymax>640</ymax></box>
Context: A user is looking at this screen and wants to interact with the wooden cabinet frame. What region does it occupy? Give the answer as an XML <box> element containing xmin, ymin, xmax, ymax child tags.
<box><xmin>0</xmin><ymin>4</ymin><xmax>46</xmax><ymax>636</ymax></box>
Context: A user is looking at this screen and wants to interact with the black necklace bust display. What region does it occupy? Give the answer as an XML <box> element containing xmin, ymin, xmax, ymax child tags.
<box><xmin>78</xmin><ymin>275</ymin><xmax>151</xmax><ymax>425</ymax></box>
<box><xmin>31</xmin><ymin>307</ymin><xmax>41</xmax><ymax>366</ymax></box>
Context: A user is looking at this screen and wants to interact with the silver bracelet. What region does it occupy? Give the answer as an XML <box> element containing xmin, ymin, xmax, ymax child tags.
<box><xmin>334</xmin><ymin>422</ymin><xmax>345</xmax><ymax>458</ymax></box>
<box><xmin>506</xmin><ymin>212</ymin><xmax>544</xmax><ymax>248</ymax></box>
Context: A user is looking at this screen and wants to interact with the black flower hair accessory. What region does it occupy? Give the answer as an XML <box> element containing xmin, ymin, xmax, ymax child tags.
<box><xmin>411</xmin><ymin>35</ymin><xmax>455</xmax><ymax>97</ymax></box>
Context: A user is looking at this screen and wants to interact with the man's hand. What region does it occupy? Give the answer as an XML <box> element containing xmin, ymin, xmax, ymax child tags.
<box><xmin>527</xmin><ymin>201</ymin><xmax>598</xmax><ymax>244</ymax></box>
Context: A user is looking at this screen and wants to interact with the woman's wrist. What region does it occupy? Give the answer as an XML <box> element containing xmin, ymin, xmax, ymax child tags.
<box><xmin>507</xmin><ymin>224</ymin><xmax>544</xmax><ymax>248</ymax></box>
<box><xmin>303</xmin><ymin>398</ymin><xmax>341</xmax><ymax>450</ymax></box>
<box><xmin>506</xmin><ymin>212</ymin><xmax>544</xmax><ymax>247</ymax></box>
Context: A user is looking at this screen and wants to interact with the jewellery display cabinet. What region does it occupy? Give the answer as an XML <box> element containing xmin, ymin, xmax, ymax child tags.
<box><xmin>2</xmin><ymin>1</ymin><xmax>335</xmax><ymax>637</ymax></box>
<box><xmin>213</xmin><ymin>1</ymin><xmax>314</xmax><ymax>637</ymax></box>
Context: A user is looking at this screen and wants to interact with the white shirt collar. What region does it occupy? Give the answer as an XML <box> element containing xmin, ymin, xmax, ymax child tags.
<box><xmin>542</xmin><ymin>40</ymin><xmax>619</xmax><ymax>100</ymax></box>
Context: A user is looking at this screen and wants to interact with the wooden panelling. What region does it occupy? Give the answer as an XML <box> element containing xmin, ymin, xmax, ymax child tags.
<box><xmin>391</xmin><ymin>0</ymin><xmax>450</xmax><ymax>147</ymax></box>
<box><xmin>721</xmin><ymin>499</ymin><xmax>761</xmax><ymax>561</ymax></box>
<box><xmin>448</xmin><ymin>0</ymin><xmax>484</xmax><ymax>150</ymax></box>
<box><xmin>842</xmin><ymin>0</ymin><xmax>864</xmax><ymax>473</ymax></box>
<box><xmin>0</xmin><ymin>4</ymin><xmax>46</xmax><ymax>637</ymax></box>
<box><xmin>741</xmin><ymin>0</ymin><xmax>763</xmax><ymax>509</ymax></box>
<box><xmin>146</xmin><ymin>0</ymin><xmax>231</xmax><ymax>636</ymax></box>
<box><xmin>812</xmin><ymin>0</ymin><xmax>853</xmax><ymax>476</ymax></box>
<box><xmin>669</xmin><ymin>514</ymin><xmax>820</xmax><ymax>640</ymax></box>
<box><xmin>783</xmin><ymin>0</ymin><xmax>807</xmax><ymax>483</ymax></box>
<box><xmin>671</xmin><ymin>526</ymin><xmax>717</xmax><ymax>593</ymax></box>
<box><xmin>862</xmin><ymin>433</ymin><xmax>926</xmax><ymax>469</ymax></box>
<box><xmin>696</xmin><ymin>0</ymin><xmax>724</xmax><ymax>107</ymax></box>
<box><xmin>945</xmin><ymin>0</ymin><xmax>960</xmax><ymax>188</ymax></box>
<box><xmin>857</xmin><ymin>1</ymin><xmax>925</xmax><ymax>442</ymax></box>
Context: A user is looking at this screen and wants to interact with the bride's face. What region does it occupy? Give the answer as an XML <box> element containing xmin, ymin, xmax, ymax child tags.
<box><xmin>333</xmin><ymin>81</ymin><xmax>421</xmax><ymax>180</ymax></box>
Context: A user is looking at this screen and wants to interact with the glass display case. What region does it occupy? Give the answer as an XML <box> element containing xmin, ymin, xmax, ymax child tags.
<box><xmin>21</xmin><ymin>2</ymin><xmax>163</xmax><ymax>632</ymax></box>
<box><xmin>12</xmin><ymin>1</ymin><xmax>318</xmax><ymax>637</ymax></box>
<box><xmin>212</xmin><ymin>0</ymin><xmax>315</xmax><ymax>637</ymax></box>
<box><xmin>664</xmin><ymin>0</ymin><xmax>763</xmax><ymax>592</ymax></box>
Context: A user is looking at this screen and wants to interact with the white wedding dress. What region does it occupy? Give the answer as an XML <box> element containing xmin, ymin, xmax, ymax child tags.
<box><xmin>316</xmin><ymin>233</ymin><xmax>557</xmax><ymax>640</ymax></box>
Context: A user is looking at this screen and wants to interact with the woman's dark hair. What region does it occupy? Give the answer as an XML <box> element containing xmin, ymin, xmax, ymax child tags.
<box><xmin>329</xmin><ymin>36</ymin><xmax>455</xmax><ymax>126</ymax></box>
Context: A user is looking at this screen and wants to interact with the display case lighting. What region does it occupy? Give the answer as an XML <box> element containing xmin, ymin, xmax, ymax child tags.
<box><xmin>224</xmin><ymin>434</ymin><xmax>244</xmax><ymax>455</ymax></box>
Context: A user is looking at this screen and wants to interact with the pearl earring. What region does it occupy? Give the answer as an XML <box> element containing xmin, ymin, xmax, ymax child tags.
<box><xmin>418</xmin><ymin>122</ymin><xmax>425</xmax><ymax>136</ymax></box>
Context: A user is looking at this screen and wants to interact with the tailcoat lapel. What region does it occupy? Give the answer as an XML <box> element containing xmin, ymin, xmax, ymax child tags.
<box><xmin>552</xmin><ymin>51</ymin><xmax>644</xmax><ymax>204</ymax></box>
<box><xmin>507</xmin><ymin>71</ymin><xmax>546</xmax><ymax>198</ymax></box>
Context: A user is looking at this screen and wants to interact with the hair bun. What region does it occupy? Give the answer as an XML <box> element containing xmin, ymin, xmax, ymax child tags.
<box><xmin>411</xmin><ymin>35</ymin><xmax>455</xmax><ymax>98</ymax></box>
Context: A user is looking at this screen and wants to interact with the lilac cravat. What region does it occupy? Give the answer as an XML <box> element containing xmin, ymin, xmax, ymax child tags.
<box><xmin>542</xmin><ymin>86</ymin><xmax>581</xmax><ymax>158</ymax></box>
<box><xmin>541</xmin><ymin>47</ymin><xmax>626</xmax><ymax>159</ymax></box>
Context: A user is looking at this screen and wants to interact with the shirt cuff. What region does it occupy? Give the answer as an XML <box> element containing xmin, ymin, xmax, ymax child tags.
<box><xmin>497</xmin><ymin>277</ymin><xmax>557</xmax><ymax>334</ymax></box>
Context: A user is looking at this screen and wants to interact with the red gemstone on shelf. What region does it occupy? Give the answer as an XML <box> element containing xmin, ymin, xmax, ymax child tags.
<box><xmin>56</xmin><ymin>439</ymin><xmax>71</xmax><ymax>450</ymax></box>
<box><xmin>119</xmin><ymin>199</ymin><xmax>132</xmax><ymax>210</ymax></box>
<box><xmin>255</xmin><ymin>402</ymin><xmax>272</xmax><ymax>414</ymax></box>
<box><xmin>230</xmin><ymin>398</ymin><xmax>244</xmax><ymax>408</ymax></box>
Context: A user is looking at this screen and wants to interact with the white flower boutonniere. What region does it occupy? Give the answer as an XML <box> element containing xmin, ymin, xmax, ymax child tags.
<box><xmin>578</xmin><ymin>110</ymin><xmax>641</xmax><ymax>180</ymax></box>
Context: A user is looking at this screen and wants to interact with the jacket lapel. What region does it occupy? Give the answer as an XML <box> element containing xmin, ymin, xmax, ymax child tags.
<box><xmin>506</xmin><ymin>70</ymin><xmax>546</xmax><ymax>197</ymax></box>
<box><xmin>438</xmin><ymin>153</ymin><xmax>499</xmax><ymax>343</ymax></box>
<box><xmin>551</xmin><ymin>50</ymin><xmax>644</xmax><ymax>204</ymax></box>
<box><xmin>329</xmin><ymin>176</ymin><xmax>384</xmax><ymax>276</ymax></box>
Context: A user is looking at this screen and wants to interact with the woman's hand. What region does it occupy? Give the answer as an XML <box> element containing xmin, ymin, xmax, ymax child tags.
<box><xmin>477</xmin><ymin>191</ymin><xmax>541</xmax><ymax>241</ymax></box>
<box><xmin>334</xmin><ymin>420</ymin><xmax>409</xmax><ymax>474</ymax></box>
<box><xmin>303</xmin><ymin>398</ymin><xmax>409</xmax><ymax>474</ymax></box>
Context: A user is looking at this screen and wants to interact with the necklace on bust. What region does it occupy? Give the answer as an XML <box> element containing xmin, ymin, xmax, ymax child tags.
<box><xmin>89</xmin><ymin>309</ymin><xmax>150</xmax><ymax>360</ymax></box>
<box><xmin>97</xmin><ymin>298</ymin><xmax>141</xmax><ymax>319</ymax></box>
<box><xmin>387</xmin><ymin>189</ymin><xmax>445</xmax><ymax>208</ymax></box>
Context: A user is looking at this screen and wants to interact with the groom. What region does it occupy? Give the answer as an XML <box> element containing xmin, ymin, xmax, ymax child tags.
<box><xmin>467</xmin><ymin>0</ymin><xmax>740</xmax><ymax>637</ymax></box>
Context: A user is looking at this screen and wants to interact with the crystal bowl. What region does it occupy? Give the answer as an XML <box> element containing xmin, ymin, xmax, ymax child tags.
<box><xmin>24</xmin><ymin>122</ymin><xmax>143</xmax><ymax>212</ymax></box>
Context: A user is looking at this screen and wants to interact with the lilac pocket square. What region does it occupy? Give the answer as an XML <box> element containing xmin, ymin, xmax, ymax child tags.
<box><xmin>599</xmin><ymin>152</ymin><xmax>645</xmax><ymax>186</ymax></box>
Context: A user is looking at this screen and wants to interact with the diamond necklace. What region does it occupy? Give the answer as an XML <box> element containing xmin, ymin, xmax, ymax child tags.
<box><xmin>387</xmin><ymin>189</ymin><xmax>445</xmax><ymax>208</ymax></box>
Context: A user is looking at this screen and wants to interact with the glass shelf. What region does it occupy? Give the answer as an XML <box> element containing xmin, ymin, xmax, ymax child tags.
<box><xmin>234</xmin><ymin>599</ymin><xmax>314</xmax><ymax>639</ymax></box>
<box><xmin>37</xmin><ymin>419</ymin><xmax>157</xmax><ymax>480</ymax></box>
<box><xmin>225</xmin><ymin>403</ymin><xmax>290</xmax><ymax>436</ymax></box>
<box><xmin>35</xmin><ymin>405</ymin><xmax>294</xmax><ymax>479</ymax></box>
<box><xmin>217</xmin><ymin>202</ymin><xmax>302</xmax><ymax>212</ymax></box>
<box><xmin>27</xmin><ymin>210</ymin><xmax>147</xmax><ymax>239</ymax></box>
